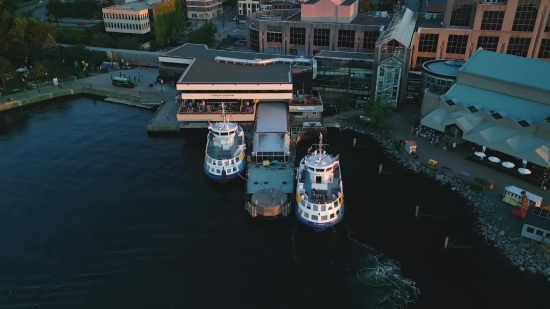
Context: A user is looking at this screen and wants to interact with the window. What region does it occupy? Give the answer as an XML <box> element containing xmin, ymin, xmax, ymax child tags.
<box><xmin>418</xmin><ymin>34</ymin><xmax>439</xmax><ymax>52</ymax></box>
<box><xmin>311</xmin><ymin>215</ymin><xmax>318</xmax><ymax>221</ymax></box>
<box><xmin>546</xmin><ymin>15</ymin><xmax>550</xmax><ymax>32</ymax></box>
<box><xmin>313</xmin><ymin>205</ymin><xmax>318</xmax><ymax>211</ymax></box>
<box><xmin>481</xmin><ymin>10</ymin><xmax>504</xmax><ymax>30</ymax></box>
<box><xmin>446</xmin><ymin>35</ymin><xmax>468</xmax><ymax>54</ymax></box>
<box><xmin>321</xmin><ymin>205</ymin><xmax>326</xmax><ymax>211</ymax></box>
<box><xmin>250</xmin><ymin>29</ymin><xmax>259</xmax><ymax>52</ymax></box>
<box><xmin>538</xmin><ymin>39</ymin><xmax>550</xmax><ymax>58</ymax></box>
<box><xmin>449</xmin><ymin>0</ymin><xmax>473</xmax><ymax>27</ymax></box>
<box><xmin>507</xmin><ymin>37</ymin><xmax>531</xmax><ymax>57</ymax></box>
<box><xmin>415</xmin><ymin>56</ymin><xmax>435</xmax><ymax>68</ymax></box>
<box><xmin>512</xmin><ymin>0</ymin><xmax>540</xmax><ymax>32</ymax></box>
<box><xmin>536</xmin><ymin>230</ymin><xmax>544</xmax><ymax>236</ymax></box>
<box><xmin>477</xmin><ymin>36</ymin><xmax>499</xmax><ymax>52</ymax></box>
<box><xmin>313</xmin><ymin>29</ymin><xmax>330</xmax><ymax>47</ymax></box>
<box><xmin>321</xmin><ymin>215</ymin><xmax>328</xmax><ymax>220</ymax></box>
<box><xmin>289</xmin><ymin>27</ymin><xmax>305</xmax><ymax>45</ymax></box>
<box><xmin>266</xmin><ymin>32</ymin><xmax>282</xmax><ymax>43</ymax></box>
<box><xmin>337</xmin><ymin>30</ymin><xmax>355</xmax><ymax>48</ymax></box>
<box><xmin>527</xmin><ymin>227</ymin><xmax>534</xmax><ymax>233</ymax></box>
<box><xmin>363</xmin><ymin>31</ymin><xmax>379</xmax><ymax>49</ymax></box>
<box><xmin>304</xmin><ymin>212</ymin><xmax>309</xmax><ymax>218</ymax></box>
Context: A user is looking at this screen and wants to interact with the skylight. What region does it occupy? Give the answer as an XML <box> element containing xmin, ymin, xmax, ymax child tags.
<box><xmin>445</xmin><ymin>99</ymin><xmax>455</xmax><ymax>106</ymax></box>
<box><xmin>518</xmin><ymin>120</ymin><xmax>530</xmax><ymax>127</ymax></box>
<box><xmin>467</xmin><ymin>106</ymin><xmax>478</xmax><ymax>112</ymax></box>
<box><xmin>491</xmin><ymin>112</ymin><xmax>503</xmax><ymax>120</ymax></box>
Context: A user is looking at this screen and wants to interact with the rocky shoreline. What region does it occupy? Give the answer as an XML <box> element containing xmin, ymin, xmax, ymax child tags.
<box><xmin>368</xmin><ymin>132</ymin><xmax>550</xmax><ymax>281</ymax></box>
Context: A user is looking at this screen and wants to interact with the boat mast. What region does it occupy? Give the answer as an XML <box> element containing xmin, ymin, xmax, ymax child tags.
<box><xmin>318</xmin><ymin>133</ymin><xmax>323</xmax><ymax>160</ymax></box>
<box><xmin>221</xmin><ymin>103</ymin><xmax>228</xmax><ymax>129</ymax></box>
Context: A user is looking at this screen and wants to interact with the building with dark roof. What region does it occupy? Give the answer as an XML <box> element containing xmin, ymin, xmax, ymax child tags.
<box><xmin>421</xmin><ymin>49</ymin><xmax>550</xmax><ymax>168</ymax></box>
<box><xmin>246</xmin><ymin>7</ymin><xmax>419</xmax><ymax>106</ymax></box>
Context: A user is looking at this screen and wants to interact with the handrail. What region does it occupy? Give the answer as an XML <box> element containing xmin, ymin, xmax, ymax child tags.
<box><xmin>214</xmin><ymin>56</ymin><xmax>318</xmax><ymax>79</ymax></box>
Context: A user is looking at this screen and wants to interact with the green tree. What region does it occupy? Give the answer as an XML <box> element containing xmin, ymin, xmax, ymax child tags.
<box><xmin>188</xmin><ymin>22</ymin><xmax>217</xmax><ymax>45</ymax></box>
<box><xmin>63</xmin><ymin>44</ymin><xmax>91</xmax><ymax>66</ymax></box>
<box><xmin>148</xmin><ymin>40</ymin><xmax>160</xmax><ymax>52</ymax></box>
<box><xmin>153</xmin><ymin>0</ymin><xmax>185</xmax><ymax>45</ymax></box>
<box><xmin>378</xmin><ymin>0</ymin><xmax>396</xmax><ymax>11</ymax></box>
<box><xmin>0</xmin><ymin>0</ymin><xmax>18</xmax><ymax>14</ymax></box>
<box><xmin>335</xmin><ymin>92</ymin><xmax>352</xmax><ymax>112</ymax></box>
<box><xmin>32</xmin><ymin>62</ymin><xmax>48</xmax><ymax>80</ymax></box>
<box><xmin>88</xmin><ymin>50</ymin><xmax>109</xmax><ymax>66</ymax></box>
<box><xmin>117</xmin><ymin>36</ymin><xmax>140</xmax><ymax>50</ymax></box>
<box><xmin>89</xmin><ymin>32</ymin><xmax>116</xmax><ymax>48</ymax></box>
<box><xmin>363</xmin><ymin>97</ymin><xmax>393</xmax><ymax>137</ymax></box>
<box><xmin>358</xmin><ymin>0</ymin><xmax>371</xmax><ymax>12</ymax></box>
<box><xmin>0</xmin><ymin>56</ymin><xmax>15</xmax><ymax>92</ymax></box>
<box><xmin>225</xmin><ymin>0</ymin><xmax>237</xmax><ymax>8</ymax></box>
<box><xmin>46</xmin><ymin>0</ymin><xmax>69</xmax><ymax>26</ymax></box>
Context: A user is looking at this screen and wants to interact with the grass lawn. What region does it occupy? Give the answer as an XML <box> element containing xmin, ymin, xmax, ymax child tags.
<box><xmin>1</xmin><ymin>78</ymin><xmax>28</xmax><ymax>97</ymax></box>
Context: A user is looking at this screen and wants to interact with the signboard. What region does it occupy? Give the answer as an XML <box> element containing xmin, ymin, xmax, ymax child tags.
<box><xmin>209</xmin><ymin>94</ymin><xmax>236</xmax><ymax>98</ymax></box>
<box><xmin>297</xmin><ymin>107</ymin><xmax>315</xmax><ymax>111</ymax></box>
<box><xmin>53</xmin><ymin>78</ymin><xmax>58</xmax><ymax>86</ymax></box>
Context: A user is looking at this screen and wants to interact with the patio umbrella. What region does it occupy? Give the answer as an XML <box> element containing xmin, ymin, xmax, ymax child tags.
<box><xmin>502</xmin><ymin>162</ymin><xmax>515</xmax><ymax>168</ymax></box>
<box><xmin>474</xmin><ymin>152</ymin><xmax>486</xmax><ymax>158</ymax></box>
<box><xmin>518</xmin><ymin>168</ymin><xmax>531</xmax><ymax>175</ymax></box>
<box><xmin>488</xmin><ymin>156</ymin><xmax>500</xmax><ymax>163</ymax></box>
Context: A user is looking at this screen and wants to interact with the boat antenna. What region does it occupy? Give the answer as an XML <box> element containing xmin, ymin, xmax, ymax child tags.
<box><xmin>318</xmin><ymin>133</ymin><xmax>323</xmax><ymax>159</ymax></box>
<box><xmin>221</xmin><ymin>103</ymin><xmax>228</xmax><ymax>127</ymax></box>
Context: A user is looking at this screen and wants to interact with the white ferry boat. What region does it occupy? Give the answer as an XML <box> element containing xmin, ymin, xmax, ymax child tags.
<box><xmin>204</xmin><ymin>104</ymin><xmax>247</xmax><ymax>183</ymax></box>
<box><xmin>295</xmin><ymin>133</ymin><xmax>344</xmax><ymax>231</ymax></box>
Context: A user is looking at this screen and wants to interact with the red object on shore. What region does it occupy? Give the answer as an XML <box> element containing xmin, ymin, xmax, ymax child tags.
<box><xmin>512</xmin><ymin>207</ymin><xmax>527</xmax><ymax>219</ymax></box>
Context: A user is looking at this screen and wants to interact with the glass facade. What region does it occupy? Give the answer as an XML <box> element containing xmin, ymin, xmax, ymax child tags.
<box><xmin>422</xmin><ymin>73</ymin><xmax>455</xmax><ymax>94</ymax></box>
<box><xmin>312</xmin><ymin>57</ymin><xmax>373</xmax><ymax>102</ymax></box>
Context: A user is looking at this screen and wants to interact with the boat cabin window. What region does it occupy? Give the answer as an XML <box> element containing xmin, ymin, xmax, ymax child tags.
<box><xmin>313</xmin><ymin>205</ymin><xmax>318</xmax><ymax>211</ymax></box>
<box><xmin>316</xmin><ymin>169</ymin><xmax>323</xmax><ymax>172</ymax></box>
<box><xmin>303</xmin><ymin>212</ymin><xmax>309</xmax><ymax>218</ymax></box>
<box><xmin>330</xmin><ymin>213</ymin><xmax>335</xmax><ymax>219</ymax></box>
<box><xmin>311</xmin><ymin>215</ymin><xmax>318</xmax><ymax>221</ymax></box>
<box><xmin>326</xmin><ymin>167</ymin><xmax>332</xmax><ymax>172</ymax></box>
<box><xmin>321</xmin><ymin>215</ymin><xmax>327</xmax><ymax>220</ymax></box>
<box><xmin>308</xmin><ymin>167</ymin><xmax>314</xmax><ymax>171</ymax></box>
<box><xmin>321</xmin><ymin>205</ymin><xmax>326</xmax><ymax>211</ymax></box>
<box><xmin>316</xmin><ymin>176</ymin><xmax>322</xmax><ymax>183</ymax></box>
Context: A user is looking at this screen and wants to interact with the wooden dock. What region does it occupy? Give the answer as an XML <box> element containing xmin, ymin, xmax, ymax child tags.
<box><xmin>146</xmin><ymin>101</ymin><xmax>181</xmax><ymax>133</ymax></box>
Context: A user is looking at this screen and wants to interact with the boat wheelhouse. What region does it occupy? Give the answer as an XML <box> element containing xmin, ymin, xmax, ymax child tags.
<box><xmin>295</xmin><ymin>133</ymin><xmax>344</xmax><ymax>231</ymax></box>
<box><xmin>204</xmin><ymin>103</ymin><xmax>246</xmax><ymax>183</ymax></box>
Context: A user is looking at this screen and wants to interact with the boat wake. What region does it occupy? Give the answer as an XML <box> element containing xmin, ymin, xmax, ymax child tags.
<box><xmin>287</xmin><ymin>221</ymin><xmax>419</xmax><ymax>308</ymax></box>
<box><xmin>344</xmin><ymin>223</ymin><xmax>420</xmax><ymax>309</ymax></box>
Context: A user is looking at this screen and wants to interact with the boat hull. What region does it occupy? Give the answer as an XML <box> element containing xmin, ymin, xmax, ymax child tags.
<box><xmin>294</xmin><ymin>203</ymin><xmax>345</xmax><ymax>232</ymax></box>
<box><xmin>204</xmin><ymin>160</ymin><xmax>246</xmax><ymax>183</ymax></box>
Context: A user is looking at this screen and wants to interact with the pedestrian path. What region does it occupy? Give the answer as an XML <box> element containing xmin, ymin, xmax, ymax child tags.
<box><xmin>391</xmin><ymin>107</ymin><xmax>550</xmax><ymax>231</ymax></box>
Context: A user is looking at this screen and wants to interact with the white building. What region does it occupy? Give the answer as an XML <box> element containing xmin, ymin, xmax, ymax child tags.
<box><xmin>102</xmin><ymin>1</ymin><xmax>155</xmax><ymax>35</ymax></box>
<box><xmin>238</xmin><ymin>0</ymin><xmax>260</xmax><ymax>16</ymax></box>
<box><xmin>186</xmin><ymin>0</ymin><xmax>223</xmax><ymax>21</ymax></box>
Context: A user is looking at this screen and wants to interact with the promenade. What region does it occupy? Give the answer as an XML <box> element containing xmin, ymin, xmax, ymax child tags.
<box><xmin>391</xmin><ymin>107</ymin><xmax>550</xmax><ymax>232</ymax></box>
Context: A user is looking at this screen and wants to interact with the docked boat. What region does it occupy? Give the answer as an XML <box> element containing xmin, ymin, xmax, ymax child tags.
<box><xmin>204</xmin><ymin>103</ymin><xmax>246</xmax><ymax>183</ymax></box>
<box><xmin>295</xmin><ymin>133</ymin><xmax>344</xmax><ymax>231</ymax></box>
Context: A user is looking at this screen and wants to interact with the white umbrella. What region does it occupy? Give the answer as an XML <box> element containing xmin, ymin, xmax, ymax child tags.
<box><xmin>474</xmin><ymin>152</ymin><xmax>486</xmax><ymax>158</ymax></box>
<box><xmin>518</xmin><ymin>168</ymin><xmax>531</xmax><ymax>175</ymax></box>
<box><xmin>488</xmin><ymin>156</ymin><xmax>500</xmax><ymax>163</ymax></box>
<box><xmin>502</xmin><ymin>162</ymin><xmax>515</xmax><ymax>168</ymax></box>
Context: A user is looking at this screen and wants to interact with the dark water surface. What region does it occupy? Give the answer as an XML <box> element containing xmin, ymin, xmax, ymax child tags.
<box><xmin>0</xmin><ymin>97</ymin><xmax>547</xmax><ymax>309</ymax></box>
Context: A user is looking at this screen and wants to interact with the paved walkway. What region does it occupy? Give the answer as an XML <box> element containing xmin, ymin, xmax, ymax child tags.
<box><xmin>391</xmin><ymin>107</ymin><xmax>550</xmax><ymax>232</ymax></box>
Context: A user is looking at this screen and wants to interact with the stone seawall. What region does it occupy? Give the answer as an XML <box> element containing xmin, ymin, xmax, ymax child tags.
<box><xmin>369</xmin><ymin>131</ymin><xmax>550</xmax><ymax>281</ymax></box>
<box><xmin>0</xmin><ymin>87</ymin><xmax>160</xmax><ymax>113</ymax></box>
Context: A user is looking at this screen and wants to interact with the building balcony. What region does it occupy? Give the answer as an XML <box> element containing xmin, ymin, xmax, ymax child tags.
<box><xmin>177</xmin><ymin>103</ymin><xmax>255</xmax><ymax>122</ymax></box>
<box><xmin>289</xmin><ymin>90</ymin><xmax>323</xmax><ymax>113</ymax></box>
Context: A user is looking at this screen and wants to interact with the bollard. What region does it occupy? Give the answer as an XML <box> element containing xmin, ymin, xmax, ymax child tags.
<box><xmin>444</xmin><ymin>236</ymin><xmax>449</xmax><ymax>250</ymax></box>
<box><xmin>353</xmin><ymin>138</ymin><xmax>356</xmax><ymax>148</ymax></box>
<box><xmin>415</xmin><ymin>205</ymin><xmax>419</xmax><ymax>217</ymax></box>
<box><xmin>378</xmin><ymin>164</ymin><xmax>383</xmax><ymax>175</ymax></box>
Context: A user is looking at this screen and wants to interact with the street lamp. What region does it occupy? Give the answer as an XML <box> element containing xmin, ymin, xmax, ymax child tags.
<box><xmin>348</xmin><ymin>73</ymin><xmax>354</xmax><ymax>92</ymax></box>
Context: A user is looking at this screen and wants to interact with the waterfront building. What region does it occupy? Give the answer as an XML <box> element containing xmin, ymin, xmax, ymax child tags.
<box><xmin>420</xmin><ymin>49</ymin><xmax>550</xmax><ymax>168</ymax></box>
<box><xmin>158</xmin><ymin>43</ymin><xmax>323</xmax><ymax>136</ymax></box>
<box><xmin>411</xmin><ymin>0</ymin><xmax>550</xmax><ymax>69</ymax></box>
<box><xmin>420</xmin><ymin>59</ymin><xmax>464</xmax><ymax>98</ymax></box>
<box><xmin>247</xmin><ymin>7</ymin><xmax>419</xmax><ymax>107</ymax></box>
<box><xmin>186</xmin><ymin>0</ymin><xmax>223</xmax><ymax>21</ymax></box>
<box><xmin>102</xmin><ymin>1</ymin><xmax>155</xmax><ymax>37</ymax></box>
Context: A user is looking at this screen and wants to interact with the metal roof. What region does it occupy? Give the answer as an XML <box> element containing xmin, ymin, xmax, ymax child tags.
<box><xmin>460</xmin><ymin>49</ymin><xmax>550</xmax><ymax>92</ymax></box>
<box><xmin>443</xmin><ymin>84</ymin><xmax>550</xmax><ymax>125</ymax></box>
<box><xmin>376</xmin><ymin>8</ymin><xmax>418</xmax><ymax>47</ymax></box>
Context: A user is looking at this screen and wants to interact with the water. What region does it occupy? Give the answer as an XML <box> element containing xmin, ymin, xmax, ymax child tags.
<box><xmin>0</xmin><ymin>97</ymin><xmax>547</xmax><ymax>309</ymax></box>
